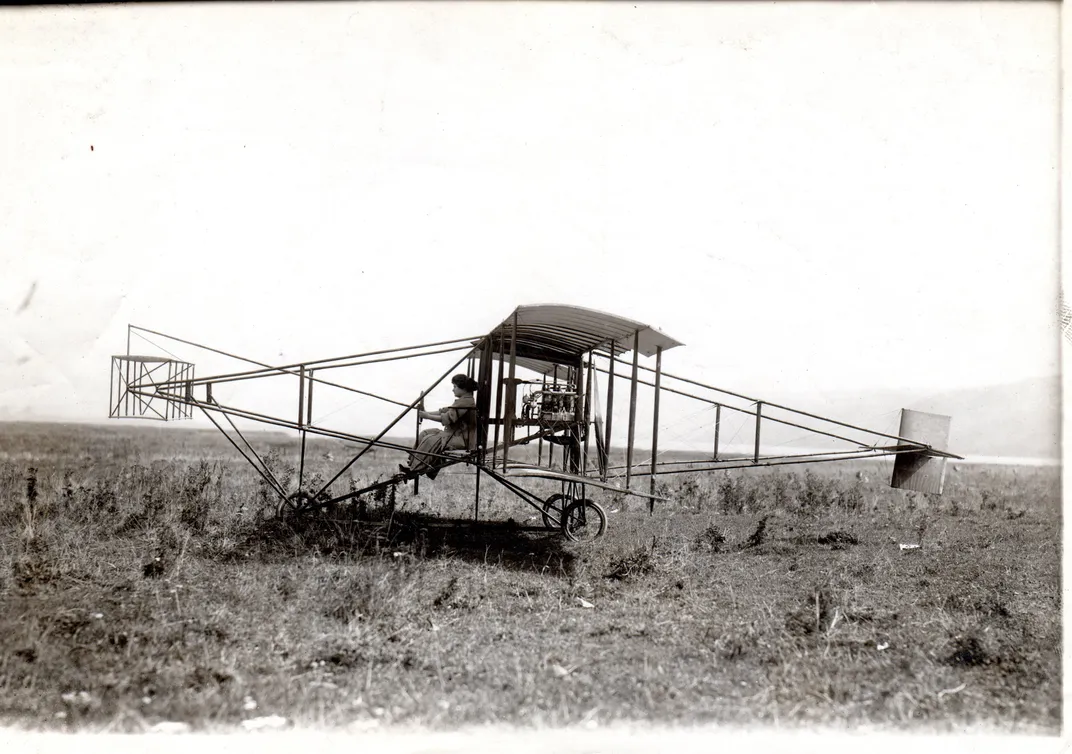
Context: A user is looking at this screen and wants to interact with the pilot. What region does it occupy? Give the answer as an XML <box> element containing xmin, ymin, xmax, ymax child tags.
<box><xmin>400</xmin><ymin>373</ymin><xmax>480</xmax><ymax>479</ymax></box>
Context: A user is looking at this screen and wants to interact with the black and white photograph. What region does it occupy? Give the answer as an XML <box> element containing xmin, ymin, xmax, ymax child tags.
<box><xmin>0</xmin><ymin>2</ymin><xmax>1063</xmax><ymax>750</ymax></box>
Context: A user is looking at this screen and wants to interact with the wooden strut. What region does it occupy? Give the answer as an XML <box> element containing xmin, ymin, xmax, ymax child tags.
<box><xmin>713</xmin><ymin>404</ymin><xmax>721</xmax><ymax>461</ymax></box>
<box><xmin>548</xmin><ymin>365</ymin><xmax>558</xmax><ymax>471</ymax></box>
<box><xmin>537</xmin><ymin>374</ymin><xmax>546</xmax><ymax>467</ymax></box>
<box><xmin>298</xmin><ymin>365</ymin><xmax>307</xmax><ymax>490</ymax></box>
<box><xmin>754</xmin><ymin>401</ymin><xmax>763</xmax><ymax>464</ymax></box>
<box><xmin>474</xmin><ymin>337</ymin><xmax>494</xmax><ymax>521</ymax></box>
<box><xmin>649</xmin><ymin>346</ymin><xmax>662</xmax><ymax>513</ymax></box>
<box><xmin>492</xmin><ymin>328</ymin><xmax>505</xmax><ymax>469</ymax></box>
<box><xmin>564</xmin><ymin>366</ymin><xmax>574</xmax><ymax>475</ymax></box>
<box><xmin>503</xmin><ymin>311</ymin><xmax>518</xmax><ymax>473</ymax></box>
<box><xmin>604</xmin><ymin>340</ymin><xmax>615</xmax><ymax>472</ymax></box>
<box><xmin>582</xmin><ymin>353</ymin><xmax>594</xmax><ymax>499</ymax></box>
<box><xmin>414</xmin><ymin>388</ymin><xmax>423</xmax><ymax>497</ymax></box>
<box><xmin>625</xmin><ymin>331</ymin><xmax>640</xmax><ymax>489</ymax></box>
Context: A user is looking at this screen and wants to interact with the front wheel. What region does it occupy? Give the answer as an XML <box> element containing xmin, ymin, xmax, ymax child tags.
<box><xmin>561</xmin><ymin>499</ymin><xmax>607</xmax><ymax>542</ymax></box>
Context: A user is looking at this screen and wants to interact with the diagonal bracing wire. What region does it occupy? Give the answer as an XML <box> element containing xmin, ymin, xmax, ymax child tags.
<box><xmin>198</xmin><ymin>402</ymin><xmax>289</xmax><ymax>502</ymax></box>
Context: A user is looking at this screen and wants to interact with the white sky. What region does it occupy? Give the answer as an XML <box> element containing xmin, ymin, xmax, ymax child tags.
<box><xmin>0</xmin><ymin>2</ymin><xmax>1060</xmax><ymax>426</ymax></box>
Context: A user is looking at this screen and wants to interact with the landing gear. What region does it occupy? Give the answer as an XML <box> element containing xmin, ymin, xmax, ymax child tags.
<box><xmin>540</xmin><ymin>493</ymin><xmax>608</xmax><ymax>541</ymax></box>
<box><xmin>561</xmin><ymin>499</ymin><xmax>607</xmax><ymax>542</ymax></box>
<box><xmin>541</xmin><ymin>493</ymin><xmax>568</xmax><ymax>529</ymax></box>
<box><xmin>277</xmin><ymin>490</ymin><xmax>330</xmax><ymax>520</ymax></box>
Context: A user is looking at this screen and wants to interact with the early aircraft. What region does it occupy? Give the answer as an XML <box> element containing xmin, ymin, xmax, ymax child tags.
<box><xmin>109</xmin><ymin>304</ymin><xmax>958</xmax><ymax>541</ymax></box>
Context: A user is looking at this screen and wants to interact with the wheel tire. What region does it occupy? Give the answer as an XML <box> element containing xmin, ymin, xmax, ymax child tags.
<box><xmin>541</xmin><ymin>493</ymin><xmax>568</xmax><ymax>529</ymax></box>
<box><xmin>561</xmin><ymin>499</ymin><xmax>607</xmax><ymax>542</ymax></box>
<box><xmin>277</xmin><ymin>490</ymin><xmax>314</xmax><ymax>520</ymax></box>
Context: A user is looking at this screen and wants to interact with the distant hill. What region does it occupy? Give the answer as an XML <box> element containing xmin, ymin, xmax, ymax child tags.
<box><xmin>773</xmin><ymin>375</ymin><xmax>1060</xmax><ymax>461</ymax></box>
<box><xmin>0</xmin><ymin>376</ymin><xmax>1060</xmax><ymax>464</ymax></box>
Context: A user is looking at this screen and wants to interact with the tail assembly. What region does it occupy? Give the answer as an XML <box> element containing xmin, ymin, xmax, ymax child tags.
<box><xmin>889</xmin><ymin>409</ymin><xmax>957</xmax><ymax>494</ymax></box>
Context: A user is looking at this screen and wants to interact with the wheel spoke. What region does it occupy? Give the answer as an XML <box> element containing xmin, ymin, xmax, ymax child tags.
<box><xmin>561</xmin><ymin>499</ymin><xmax>607</xmax><ymax>542</ymax></box>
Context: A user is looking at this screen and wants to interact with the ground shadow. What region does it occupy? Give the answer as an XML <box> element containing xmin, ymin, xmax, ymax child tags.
<box><xmin>212</xmin><ymin>506</ymin><xmax>578</xmax><ymax>577</ymax></box>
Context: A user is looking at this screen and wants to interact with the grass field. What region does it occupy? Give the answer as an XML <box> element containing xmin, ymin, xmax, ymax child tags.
<box><xmin>0</xmin><ymin>422</ymin><xmax>1061</xmax><ymax>734</ymax></box>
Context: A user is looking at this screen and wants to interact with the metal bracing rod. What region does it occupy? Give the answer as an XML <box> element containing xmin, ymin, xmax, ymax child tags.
<box><xmin>621</xmin><ymin>448</ymin><xmax>913</xmax><ymax>478</ymax></box>
<box><xmin>111</xmin><ymin>365</ymin><xmax>140</xmax><ymax>417</ymax></box>
<box><xmin>146</xmin><ymin>367</ymin><xmax>413</xmax><ymax>410</ymax></box>
<box><xmin>316</xmin><ymin>458</ymin><xmax>557</xmax><ymax>523</ymax></box>
<box><xmin>266</xmin><ymin>344</ymin><xmax>475</xmax><ymax>377</ymax></box>
<box><xmin>130</xmin><ymin>325</ymin><xmax>480</xmax><ymax>377</ymax></box>
<box><xmin>199</xmin><ymin>405</ymin><xmax>289</xmax><ymax>501</ymax></box>
<box><xmin>136</xmin><ymin>387</ymin><xmax>500</xmax><ymax>467</ymax></box>
<box><xmin>126</xmin><ymin>358</ymin><xmax>411</xmax><ymax>411</ymax></box>
<box><xmin>621</xmin><ymin>448</ymin><xmax>917</xmax><ymax>477</ymax></box>
<box><xmin>608</xmin><ymin>447</ymin><xmax>878</xmax><ymax>470</ymax></box>
<box><xmin>212</xmin><ymin>400</ymin><xmax>288</xmax><ymax>496</ymax></box>
<box><xmin>595</xmin><ymin>351</ymin><xmax>927</xmax><ymax>448</ymax></box>
<box><xmin>471</xmin><ymin>463</ymin><xmax>556</xmax><ymax>520</ymax></box>
<box><xmin>588</xmin><ymin>364</ymin><xmax>876</xmax><ymax>449</ymax></box>
<box><xmin>132</xmin><ymin>359</ymin><xmax>173</xmax><ymax>387</ymax></box>
<box><xmin>129</xmin><ymin>365</ymin><xmax>167</xmax><ymax>420</ymax></box>
<box><xmin>474</xmin><ymin>464</ymin><xmax>481</xmax><ymax>522</ymax></box>
<box><xmin>144</xmin><ymin>389</ymin><xmax>413</xmax><ymax>451</ymax></box>
<box><xmin>147</xmin><ymin>344</ymin><xmax>471</xmax><ymax>398</ymax></box>
<box><xmin>607</xmin><ymin>445</ymin><xmax>916</xmax><ymax>474</ymax></box>
<box><xmin>125</xmin><ymin>363</ymin><xmax>143</xmax><ymax>416</ymax></box>
<box><xmin>133</xmin><ymin>348</ymin><xmax>470</xmax><ymax>413</ymax></box>
<box><xmin>128</xmin><ymin>325</ymin><xmax>470</xmax><ymax>410</ymax></box>
<box><xmin>485</xmin><ymin>425</ymin><xmax>566</xmax><ymax>461</ymax></box>
<box><xmin>313</xmin><ymin>347</ymin><xmax>475</xmax><ymax>499</ymax></box>
<box><xmin>320</xmin><ymin>455</ymin><xmax>474</xmax><ymax>507</ymax></box>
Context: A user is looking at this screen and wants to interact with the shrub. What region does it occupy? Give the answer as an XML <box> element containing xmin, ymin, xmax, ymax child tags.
<box><xmin>739</xmin><ymin>516</ymin><xmax>768</xmax><ymax>549</ymax></box>
<box><xmin>797</xmin><ymin>471</ymin><xmax>836</xmax><ymax>517</ymax></box>
<box><xmin>718</xmin><ymin>475</ymin><xmax>757</xmax><ymax>515</ymax></box>
<box><xmin>695</xmin><ymin>524</ymin><xmax>727</xmax><ymax>553</ymax></box>
<box><xmin>604</xmin><ymin>547</ymin><xmax>656</xmax><ymax>581</ymax></box>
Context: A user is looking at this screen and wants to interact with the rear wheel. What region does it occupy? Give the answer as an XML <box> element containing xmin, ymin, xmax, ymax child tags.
<box><xmin>277</xmin><ymin>490</ymin><xmax>320</xmax><ymax>520</ymax></box>
<box><xmin>561</xmin><ymin>499</ymin><xmax>607</xmax><ymax>542</ymax></box>
<box><xmin>541</xmin><ymin>493</ymin><xmax>567</xmax><ymax>529</ymax></box>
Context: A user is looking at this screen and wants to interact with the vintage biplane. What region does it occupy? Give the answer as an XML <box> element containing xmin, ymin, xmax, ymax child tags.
<box><xmin>108</xmin><ymin>304</ymin><xmax>958</xmax><ymax>541</ymax></box>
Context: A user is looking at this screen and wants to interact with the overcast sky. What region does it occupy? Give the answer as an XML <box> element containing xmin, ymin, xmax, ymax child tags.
<box><xmin>0</xmin><ymin>2</ymin><xmax>1060</xmax><ymax>429</ymax></box>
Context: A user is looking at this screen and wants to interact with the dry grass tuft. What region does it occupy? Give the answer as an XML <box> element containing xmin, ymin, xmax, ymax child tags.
<box><xmin>0</xmin><ymin>423</ymin><xmax>1060</xmax><ymax>733</ymax></box>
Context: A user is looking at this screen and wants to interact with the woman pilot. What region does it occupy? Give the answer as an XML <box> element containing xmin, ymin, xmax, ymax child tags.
<box><xmin>400</xmin><ymin>373</ymin><xmax>479</xmax><ymax>479</ymax></box>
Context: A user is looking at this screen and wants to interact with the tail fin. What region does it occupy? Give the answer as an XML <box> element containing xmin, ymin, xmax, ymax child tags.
<box><xmin>889</xmin><ymin>409</ymin><xmax>953</xmax><ymax>494</ymax></box>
